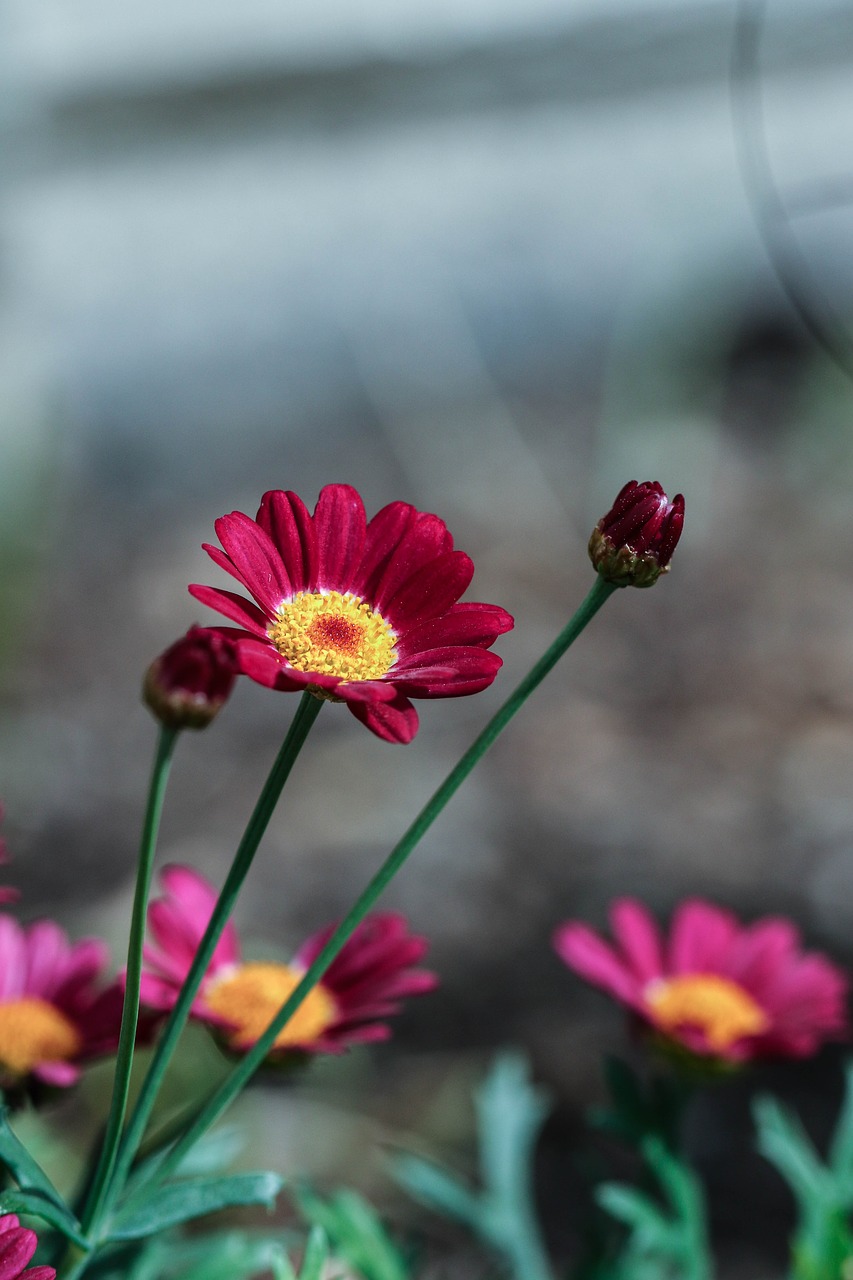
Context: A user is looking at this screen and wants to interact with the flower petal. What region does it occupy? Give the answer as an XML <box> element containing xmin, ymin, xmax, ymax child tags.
<box><xmin>313</xmin><ymin>484</ymin><xmax>367</xmax><ymax>590</ymax></box>
<box><xmin>609</xmin><ymin>899</ymin><xmax>665</xmax><ymax>984</ymax></box>
<box><xmin>0</xmin><ymin>917</ymin><xmax>26</xmax><ymax>1000</ymax></box>
<box><xmin>189</xmin><ymin>585</ymin><xmax>270</xmax><ymax>636</ymax></box>
<box><xmin>553</xmin><ymin>922</ymin><xmax>642</xmax><ymax>1007</ymax></box>
<box><xmin>214</xmin><ymin>512</ymin><xmax>292</xmax><ymax>613</ymax></box>
<box><xmin>347</xmin><ymin>693</ymin><xmax>419</xmax><ymax>744</ymax></box>
<box><xmin>392</xmin><ymin>647</ymin><xmax>502</xmax><ymax>696</ymax></box>
<box><xmin>668</xmin><ymin>899</ymin><xmax>738</xmax><ymax>975</ymax></box>
<box><xmin>0</xmin><ymin>1225</ymin><xmax>37</xmax><ymax>1275</ymax></box>
<box><xmin>396</xmin><ymin>603</ymin><xmax>514</xmax><ymax>657</ymax></box>
<box><xmin>369</xmin><ymin>512</ymin><xmax>455</xmax><ymax>612</ymax></box>
<box><xmin>353</xmin><ymin>502</ymin><xmax>419</xmax><ymax>600</ymax></box>
<box><xmin>256</xmin><ymin>490</ymin><xmax>317</xmax><ymax>593</ymax></box>
<box><xmin>382</xmin><ymin>551</ymin><xmax>474</xmax><ymax>630</ymax></box>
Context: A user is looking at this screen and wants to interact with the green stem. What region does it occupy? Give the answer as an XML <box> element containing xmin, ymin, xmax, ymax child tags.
<box><xmin>147</xmin><ymin>576</ymin><xmax>617</xmax><ymax>1185</ymax></box>
<box><xmin>98</xmin><ymin>690</ymin><xmax>323</xmax><ymax>1226</ymax></box>
<box><xmin>80</xmin><ymin>725</ymin><xmax>179</xmax><ymax>1235</ymax></box>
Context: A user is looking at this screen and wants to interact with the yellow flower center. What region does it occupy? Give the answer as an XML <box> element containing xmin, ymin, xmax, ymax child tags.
<box><xmin>204</xmin><ymin>962</ymin><xmax>337</xmax><ymax>1051</ymax></box>
<box><xmin>0</xmin><ymin>998</ymin><xmax>82</xmax><ymax>1076</ymax></box>
<box><xmin>267</xmin><ymin>591</ymin><xmax>396</xmax><ymax>682</ymax></box>
<box><xmin>644</xmin><ymin>974</ymin><xmax>770</xmax><ymax>1051</ymax></box>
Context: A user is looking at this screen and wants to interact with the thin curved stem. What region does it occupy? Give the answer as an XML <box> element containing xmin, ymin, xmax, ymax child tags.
<box><xmin>145</xmin><ymin>576</ymin><xmax>617</xmax><ymax>1187</ymax></box>
<box><xmin>94</xmin><ymin>690</ymin><xmax>323</xmax><ymax>1232</ymax></box>
<box><xmin>80</xmin><ymin>724</ymin><xmax>179</xmax><ymax>1234</ymax></box>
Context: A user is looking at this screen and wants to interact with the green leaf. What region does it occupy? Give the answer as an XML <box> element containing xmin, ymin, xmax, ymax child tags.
<box><xmin>297</xmin><ymin>1226</ymin><xmax>329</xmax><ymax>1280</ymax></box>
<box><xmin>390</xmin><ymin>1154</ymin><xmax>482</xmax><ymax>1231</ymax></box>
<box><xmin>297</xmin><ymin>1187</ymin><xmax>409</xmax><ymax>1280</ymax></box>
<box><xmin>0</xmin><ymin>1107</ymin><xmax>65</xmax><ymax>1204</ymax></box>
<box><xmin>0</xmin><ymin>1188</ymin><xmax>86</xmax><ymax>1245</ymax></box>
<box><xmin>109</xmin><ymin>1172</ymin><xmax>284</xmax><ymax>1240</ymax></box>
<box><xmin>830</xmin><ymin>1061</ymin><xmax>853</xmax><ymax>1199</ymax></box>
<box><xmin>753</xmin><ymin>1096</ymin><xmax>832</xmax><ymax>1207</ymax></box>
<box><xmin>595</xmin><ymin>1184</ymin><xmax>675</xmax><ymax>1253</ymax></box>
<box><xmin>123</xmin><ymin>1230</ymin><xmax>292</xmax><ymax>1280</ymax></box>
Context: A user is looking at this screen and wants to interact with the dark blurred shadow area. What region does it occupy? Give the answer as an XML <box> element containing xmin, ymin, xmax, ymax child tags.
<box><xmin>2</xmin><ymin>1</ymin><xmax>853</xmax><ymax>1274</ymax></box>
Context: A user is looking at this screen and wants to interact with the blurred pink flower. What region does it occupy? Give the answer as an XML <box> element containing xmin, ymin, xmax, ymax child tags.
<box><xmin>0</xmin><ymin>1215</ymin><xmax>55</xmax><ymax>1280</ymax></box>
<box><xmin>0</xmin><ymin>916</ymin><xmax>127</xmax><ymax>1088</ymax></box>
<box><xmin>140</xmin><ymin>865</ymin><xmax>437</xmax><ymax>1058</ymax></box>
<box><xmin>189</xmin><ymin>483</ymin><xmax>513</xmax><ymax>743</ymax></box>
<box><xmin>554</xmin><ymin>897</ymin><xmax>848</xmax><ymax>1063</ymax></box>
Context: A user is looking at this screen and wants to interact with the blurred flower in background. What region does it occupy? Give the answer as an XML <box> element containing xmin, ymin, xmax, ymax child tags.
<box><xmin>140</xmin><ymin>864</ymin><xmax>438</xmax><ymax>1058</ymax></box>
<box><xmin>555</xmin><ymin>896</ymin><xmax>849</xmax><ymax>1064</ymax></box>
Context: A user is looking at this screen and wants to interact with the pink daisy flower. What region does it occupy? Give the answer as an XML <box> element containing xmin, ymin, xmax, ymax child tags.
<box><xmin>0</xmin><ymin>1215</ymin><xmax>55</xmax><ymax>1280</ymax></box>
<box><xmin>139</xmin><ymin>865</ymin><xmax>438</xmax><ymax>1058</ymax></box>
<box><xmin>189</xmin><ymin>484</ymin><xmax>513</xmax><ymax>743</ymax></box>
<box><xmin>0</xmin><ymin>916</ymin><xmax>126</xmax><ymax>1089</ymax></box>
<box><xmin>554</xmin><ymin>897</ymin><xmax>848</xmax><ymax>1064</ymax></box>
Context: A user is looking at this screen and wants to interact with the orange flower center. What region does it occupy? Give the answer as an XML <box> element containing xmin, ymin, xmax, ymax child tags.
<box><xmin>644</xmin><ymin>974</ymin><xmax>770</xmax><ymax>1051</ymax></box>
<box><xmin>268</xmin><ymin>591</ymin><xmax>396</xmax><ymax>681</ymax></box>
<box><xmin>0</xmin><ymin>998</ymin><xmax>82</xmax><ymax>1076</ymax></box>
<box><xmin>204</xmin><ymin>962</ymin><xmax>337</xmax><ymax>1051</ymax></box>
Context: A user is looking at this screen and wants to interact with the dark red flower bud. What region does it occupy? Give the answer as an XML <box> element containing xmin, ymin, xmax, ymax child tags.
<box><xmin>143</xmin><ymin>626</ymin><xmax>238</xmax><ymax>730</ymax></box>
<box><xmin>589</xmin><ymin>481</ymin><xmax>685</xmax><ymax>588</ymax></box>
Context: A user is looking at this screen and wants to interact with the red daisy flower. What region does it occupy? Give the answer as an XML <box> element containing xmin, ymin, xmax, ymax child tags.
<box><xmin>189</xmin><ymin>484</ymin><xmax>513</xmax><ymax>743</ymax></box>
<box><xmin>0</xmin><ymin>916</ymin><xmax>128</xmax><ymax>1089</ymax></box>
<box><xmin>0</xmin><ymin>1215</ymin><xmax>55</xmax><ymax>1280</ymax></box>
<box><xmin>554</xmin><ymin>897</ymin><xmax>848</xmax><ymax>1064</ymax></box>
<box><xmin>139</xmin><ymin>865</ymin><xmax>438</xmax><ymax>1058</ymax></box>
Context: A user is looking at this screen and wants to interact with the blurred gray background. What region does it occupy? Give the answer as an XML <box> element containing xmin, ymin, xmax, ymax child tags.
<box><xmin>3</xmin><ymin>0</ymin><xmax>853</xmax><ymax>1275</ymax></box>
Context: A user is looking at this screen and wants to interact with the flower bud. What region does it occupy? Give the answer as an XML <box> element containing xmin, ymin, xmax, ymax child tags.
<box><xmin>143</xmin><ymin>626</ymin><xmax>238</xmax><ymax>730</ymax></box>
<box><xmin>588</xmin><ymin>480</ymin><xmax>685</xmax><ymax>588</ymax></box>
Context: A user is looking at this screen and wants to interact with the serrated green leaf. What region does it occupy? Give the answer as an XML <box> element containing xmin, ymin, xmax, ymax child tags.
<box><xmin>0</xmin><ymin>1188</ymin><xmax>86</xmax><ymax>1245</ymax></box>
<box><xmin>476</xmin><ymin>1051</ymin><xmax>550</xmax><ymax>1213</ymax></box>
<box><xmin>0</xmin><ymin>1107</ymin><xmax>65</xmax><ymax>1204</ymax></box>
<box><xmin>109</xmin><ymin>1172</ymin><xmax>284</xmax><ymax>1241</ymax></box>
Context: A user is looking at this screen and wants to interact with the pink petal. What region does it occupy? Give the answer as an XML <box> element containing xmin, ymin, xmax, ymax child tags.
<box><xmin>21</xmin><ymin>1268</ymin><xmax>57</xmax><ymax>1280</ymax></box>
<box><xmin>391</xmin><ymin>647</ymin><xmax>502</xmax><ymax>697</ymax></box>
<box><xmin>256</xmin><ymin>490</ymin><xmax>317</xmax><ymax>593</ymax></box>
<box><xmin>0</xmin><ymin>917</ymin><xmax>26</xmax><ymax>1000</ymax></box>
<box><xmin>335</xmin><ymin>681</ymin><xmax>397</xmax><ymax>704</ymax></box>
<box><xmin>233</xmin><ymin>637</ymin><xmax>302</xmax><ymax>691</ymax></box>
<box><xmin>313</xmin><ymin>485</ymin><xmax>367</xmax><ymax>591</ymax></box>
<box><xmin>668</xmin><ymin>899</ymin><xmax>738</xmax><ymax>975</ymax></box>
<box><xmin>352</xmin><ymin>502</ymin><xmax>419</xmax><ymax>601</ymax></box>
<box><xmin>0</xmin><ymin>1226</ymin><xmax>37</xmax><ymax>1276</ymax></box>
<box><xmin>369</xmin><ymin>512</ymin><xmax>455</xmax><ymax>611</ymax></box>
<box><xmin>347</xmin><ymin>694</ymin><xmax>419</xmax><ymax>744</ymax></box>
<box><xmin>724</xmin><ymin>918</ymin><xmax>802</xmax><ymax>996</ymax></box>
<box><xmin>188</xmin><ymin>585</ymin><xmax>270</xmax><ymax>636</ymax></box>
<box><xmin>32</xmin><ymin>1061</ymin><xmax>80</xmax><ymax>1087</ymax></box>
<box><xmin>553</xmin><ymin>922</ymin><xmax>642</xmax><ymax>1006</ymax></box>
<box><xmin>0</xmin><ymin>1220</ymin><xmax>21</xmax><ymax>1237</ymax></box>
<box><xmin>22</xmin><ymin>922</ymin><xmax>70</xmax><ymax>998</ymax></box>
<box><xmin>382</xmin><ymin>551</ymin><xmax>475</xmax><ymax>630</ymax></box>
<box><xmin>396</xmin><ymin>604</ymin><xmax>514</xmax><ymax>657</ymax></box>
<box><xmin>608</xmin><ymin>899</ymin><xmax>664</xmax><ymax>984</ymax></box>
<box><xmin>201</xmin><ymin>543</ymin><xmax>246</xmax><ymax>588</ymax></box>
<box><xmin>213</xmin><ymin>512</ymin><xmax>292</xmax><ymax>614</ymax></box>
